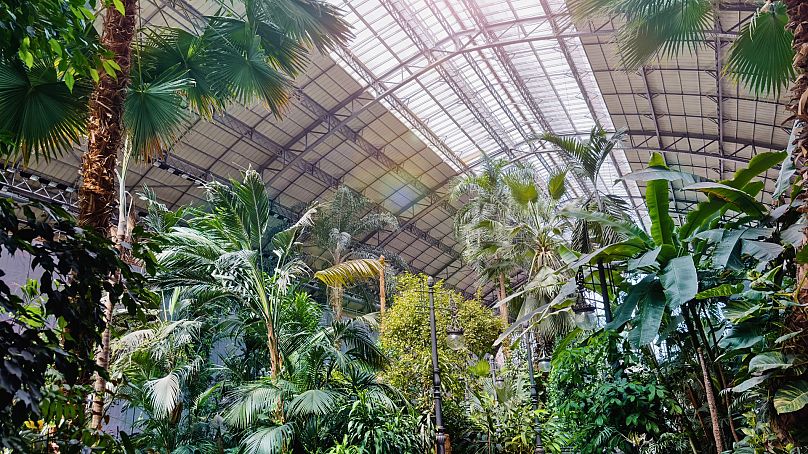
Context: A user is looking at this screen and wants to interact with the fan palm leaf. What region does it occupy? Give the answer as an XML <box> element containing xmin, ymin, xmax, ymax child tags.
<box><xmin>124</xmin><ymin>75</ymin><xmax>192</xmax><ymax>160</ymax></box>
<box><xmin>724</xmin><ymin>1</ymin><xmax>795</xmax><ymax>96</ymax></box>
<box><xmin>0</xmin><ymin>61</ymin><xmax>90</xmax><ymax>163</ymax></box>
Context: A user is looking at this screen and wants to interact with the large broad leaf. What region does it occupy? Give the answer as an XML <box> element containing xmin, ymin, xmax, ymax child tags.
<box><xmin>719</xmin><ymin>324</ymin><xmax>764</xmax><ymax>350</ymax></box>
<box><xmin>774</xmin><ymin>380</ymin><xmax>808</xmax><ymax>414</ymax></box>
<box><xmin>774</xmin><ymin>152</ymin><xmax>797</xmax><ymax>199</ymax></box>
<box><xmin>683</xmin><ymin>182</ymin><xmax>768</xmax><ymax>219</ymax></box>
<box><xmin>695</xmin><ymin>283</ymin><xmax>744</xmax><ymax>300</ymax></box>
<box><xmin>606</xmin><ymin>275</ymin><xmax>654</xmax><ymax>331</ymax></box>
<box><xmin>628</xmin><ymin>280</ymin><xmax>666</xmax><ymax>346</ymax></box>
<box><xmin>732</xmin><ymin>374</ymin><xmax>770</xmax><ymax>393</ymax></box>
<box><xmin>741</xmin><ymin>240</ymin><xmax>784</xmax><ymax>269</ymax></box>
<box><xmin>561</xmin><ymin>207</ymin><xmax>652</xmax><ymax>245</ymax></box>
<box><xmin>749</xmin><ymin>352</ymin><xmax>793</xmax><ymax>373</ymax></box>
<box><xmin>712</xmin><ymin>228</ymin><xmax>746</xmax><ymax>270</ymax></box>
<box><xmin>659</xmin><ymin>255</ymin><xmax>697</xmax><ymax>309</ymax></box>
<box><xmin>724</xmin><ymin>1</ymin><xmax>794</xmax><ymax>96</ymax></box>
<box><xmin>568</xmin><ymin>237</ymin><xmax>649</xmax><ymax>269</ymax></box>
<box><xmin>679</xmin><ymin>151</ymin><xmax>786</xmax><ymax>238</ymax></box>
<box><xmin>621</xmin><ymin>168</ymin><xmax>704</xmax><ymax>184</ymax></box>
<box><xmin>645</xmin><ymin>154</ymin><xmax>675</xmax><ymax>246</ymax></box>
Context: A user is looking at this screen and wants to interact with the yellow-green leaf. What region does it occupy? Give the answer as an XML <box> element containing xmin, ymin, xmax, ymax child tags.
<box><xmin>112</xmin><ymin>0</ymin><xmax>125</xmax><ymax>15</ymax></box>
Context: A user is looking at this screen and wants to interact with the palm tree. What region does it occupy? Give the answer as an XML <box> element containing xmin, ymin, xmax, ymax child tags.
<box><xmin>309</xmin><ymin>186</ymin><xmax>398</xmax><ymax>319</ymax></box>
<box><xmin>1</xmin><ymin>0</ymin><xmax>350</xmax><ymax>430</ymax></box>
<box><xmin>111</xmin><ymin>288</ymin><xmax>221</xmax><ymax>453</ymax></box>
<box><xmin>540</xmin><ymin>124</ymin><xmax>633</xmax><ymax>249</ymax></box>
<box><xmin>155</xmin><ymin>170</ymin><xmax>313</xmax><ymax>379</ymax></box>
<box><xmin>223</xmin><ymin>316</ymin><xmax>396</xmax><ymax>453</ymax></box>
<box><xmin>452</xmin><ymin>155</ymin><xmax>519</xmax><ymax>327</ymax></box>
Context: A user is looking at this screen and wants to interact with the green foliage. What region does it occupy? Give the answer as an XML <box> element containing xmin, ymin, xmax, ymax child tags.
<box><xmin>380</xmin><ymin>273</ymin><xmax>503</xmax><ymax>409</ymax></box>
<box><xmin>0</xmin><ymin>198</ymin><xmax>155</xmax><ymax>450</ymax></box>
<box><xmin>548</xmin><ymin>332</ymin><xmax>680</xmax><ymax>453</ymax></box>
<box><xmin>569</xmin><ymin>0</ymin><xmax>795</xmax><ymax>95</ymax></box>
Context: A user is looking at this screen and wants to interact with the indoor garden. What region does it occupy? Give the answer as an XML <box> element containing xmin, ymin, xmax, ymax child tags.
<box><xmin>0</xmin><ymin>0</ymin><xmax>807</xmax><ymax>452</ymax></box>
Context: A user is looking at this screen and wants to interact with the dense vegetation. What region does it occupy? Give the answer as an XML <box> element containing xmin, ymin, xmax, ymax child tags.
<box><xmin>2</xmin><ymin>0</ymin><xmax>808</xmax><ymax>452</ymax></box>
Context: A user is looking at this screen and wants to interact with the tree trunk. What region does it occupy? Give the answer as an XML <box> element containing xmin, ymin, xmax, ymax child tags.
<box><xmin>331</xmin><ymin>285</ymin><xmax>344</xmax><ymax>319</ymax></box>
<box><xmin>379</xmin><ymin>255</ymin><xmax>386</xmax><ymax>316</ymax></box>
<box><xmin>698</xmin><ymin>348</ymin><xmax>724</xmax><ymax>454</ymax></box>
<box><xmin>266</xmin><ymin>319</ymin><xmax>280</xmax><ymax>378</ymax></box>
<box><xmin>79</xmin><ymin>0</ymin><xmax>136</xmax><ymax>230</ymax></box>
<box><xmin>497</xmin><ymin>273</ymin><xmax>508</xmax><ymax>324</ymax></box>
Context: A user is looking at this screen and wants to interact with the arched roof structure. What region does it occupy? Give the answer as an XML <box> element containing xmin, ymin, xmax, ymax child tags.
<box><xmin>4</xmin><ymin>0</ymin><xmax>789</xmax><ymax>302</ymax></box>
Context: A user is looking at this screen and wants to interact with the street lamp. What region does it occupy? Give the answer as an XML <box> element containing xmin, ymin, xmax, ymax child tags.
<box><xmin>426</xmin><ymin>277</ymin><xmax>465</xmax><ymax>454</ymax></box>
<box><xmin>524</xmin><ymin>327</ymin><xmax>548</xmax><ymax>454</ymax></box>
<box><xmin>572</xmin><ymin>270</ymin><xmax>597</xmax><ymax>331</ymax></box>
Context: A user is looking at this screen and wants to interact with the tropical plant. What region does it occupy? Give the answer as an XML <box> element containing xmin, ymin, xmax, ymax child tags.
<box><xmin>548</xmin><ymin>331</ymin><xmax>683</xmax><ymax>454</ymax></box>
<box><xmin>0</xmin><ymin>198</ymin><xmax>154</xmax><ymax>449</ymax></box>
<box><xmin>380</xmin><ymin>273</ymin><xmax>503</xmax><ymax>414</ymax></box>
<box><xmin>452</xmin><ymin>155</ymin><xmax>522</xmax><ymax>325</ymax></box>
<box><xmin>154</xmin><ymin>170</ymin><xmax>311</xmax><ymax>379</ymax></box>
<box><xmin>570</xmin><ymin>0</ymin><xmax>795</xmax><ymax>96</ymax></box>
<box><xmin>539</xmin><ymin>124</ymin><xmax>635</xmax><ymax>249</ymax></box>
<box><xmin>309</xmin><ymin>185</ymin><xmax>398</xmax><ymax>319</ymax></box>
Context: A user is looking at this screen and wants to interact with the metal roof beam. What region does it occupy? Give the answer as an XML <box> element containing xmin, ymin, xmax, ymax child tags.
<box><xmin>624</xmin><ymin>129</ymin><xmax>783</xmax><ymax>153</ymax></box>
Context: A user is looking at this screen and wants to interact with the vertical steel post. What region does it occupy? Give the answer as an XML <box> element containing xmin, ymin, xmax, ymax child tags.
<box><xmin>427</xmin><ymin>277</ymin><xmax>446</xmax><ymax>454</ymax></box>
<box><xmin>596</xmin><ymin>258</ymin><xmax>613</xmax><ymax>324</ymax></box>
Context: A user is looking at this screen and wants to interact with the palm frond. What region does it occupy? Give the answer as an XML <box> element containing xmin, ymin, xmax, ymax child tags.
<box><xmin>0</xmin><ymin>61</ymin><xmax>90</xmax><ymax>163</ymax></box>
<box><xmin>224</xmin><ymin>380</ymin><xmax>282</xmax><ymax>429</ymax></box>
<box><xmin>616</xmin><ymin>0</ymin><xmax>713</xmax><ymax>70</ymax></box>
<box><xmin>124</xmin><ymin>74</ymin><xmax>192</xmax><ymax>161</ymax></box>
<box><xmin>288</xmin><ymin>389</ymin><xmax>339</xmax><ymax>417</ymax></box>
<box><xmin>242</xmin><ymin>423</ymin><xmax>296</xmax><ymax>454</ymax></box>
<box><xmin>724</xmin><ymin>1</ymin><xmax>794</xmax><ymax>96</ymax></box>
<box><xmin>145</xmin><ymin>372</ymin><xmax>181</xmax><ymax>418</ymax></box>
<box><xmin>244</xmin><ymin>0</ymin><xmax>352</xmax><ymax>52</ymax></box>
<box><xmin>314</xmin><ymin>258</ymin><xmax>383</xmax><ymax>287</ymax></box>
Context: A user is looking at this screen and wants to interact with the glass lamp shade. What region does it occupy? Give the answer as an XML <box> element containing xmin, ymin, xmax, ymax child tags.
<box><xmin>446</xmin><ymin>328</ymin><xmax>465</xmax><ymax>351</ymax></box>
<box><xmin>573</xmin><ymin>306</ymin><xmax>597</xmax><ymax>331</ymax></box>
<box><xmin>537</xmin><ymin>357</ymin><xmax>552</xmax><ymax>373</ymax></box>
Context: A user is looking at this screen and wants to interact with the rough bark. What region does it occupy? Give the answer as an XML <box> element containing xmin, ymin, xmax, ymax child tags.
<box><xmin>781</xmin><ymin>0</ymin><xmax>808</xmax><ymax>440</ymax></box>
<box><xmin>266</xmin><ymin>319</ymin><xmax>280</xmax><ymax>378</ymax></box>
<box><xmin>79</xmin><ymin>0</ymin><xmax>136</xmax><ymax>231</ymax></box>
<box><xmin>83</xmin><ymin>0</ymin><xmax>136</xmax><ymax>429</ymax></box>
<box><xmin>330</xmin><ymin>285</ymin><xmax>344</xmax><ymax>320</ymax></box>
<box><xmin>498</xmin><ymin>273</ymin><xmax>508</xmax><ymax>324</ymax></box>
<box><xmin>698</xmin><ymin>348</ymin><xmax>724</xmax><ymax>454</ymax></box>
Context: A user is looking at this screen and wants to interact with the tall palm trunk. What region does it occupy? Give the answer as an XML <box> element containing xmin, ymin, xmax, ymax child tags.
<box><xmin>84</xmin><ymin>1</ymin><xmax>136</xmax><ymax>429</ymax></box>
<box><xmin>79</xmin><ymin>0</ymin><xmax>136</xmax><ymax>230</ymax></box>
<box><xmin>331</xmin><ymin>285</ymin><xmax>344</xmax><ymax>319</ymax></box>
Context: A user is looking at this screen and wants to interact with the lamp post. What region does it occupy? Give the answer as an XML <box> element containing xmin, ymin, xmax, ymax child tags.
<box><xmin>426</xmin><ymin>277</ymin><xmax>464</xmax><ymax>454</ymax></box>
<box><xmin>524</xmin><ymin>327</ymin><xmax>547</xmax><ymax>454</ymax></box>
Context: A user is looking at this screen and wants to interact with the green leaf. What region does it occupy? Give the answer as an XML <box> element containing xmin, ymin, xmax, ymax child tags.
<box><xmin>548</xmin><ymin>170</ymin><xmax>567</xmax><ymax>201</ymax></box>
<box><xmin>646</xmin><ymin>179</ymin><xmax>675</xmax><ymax>247</ymax></box>
<box><xmin>712</xmin><ymin>228</ymin><xmax>745</xmax><ymax>269</ymax></box>
<box><xmin>627</xmin><ymin>246</ymin><xmax>662</xmax><ymax>271</ymax></box>
<box><xmin>683</xmin><ymin>182</ymin><xmax>768</xmax><ymax>219</ymax></box>
<box><xmin>124</xmin><ymin>76</ymin><xmax>191</xmax><ymax>160</ymax></box>
<box><xmin>63</xmin><ymin>70</ymin><xmax>75</xmax><ymax>92</ymax></box>
<box><xmin>48</xmin><ymin>39</ymin><xmax>62</xmax><ymax>58</ymax></box>
<box><xmin>659</xmin><ymin>255</ymin><xmax>697</xmax><ymax>309</ymax></box>
<box><xmin>774</xmin><ymin>152</ymin><xmax>796</xmax><ymax>199</ymax></box>
<box><xmin>607</xmin><ymin>275</ymin><xmax>654</xmax><ymax>331</ymax></box>
<box><xmin>621</xmin><ymin>168</ymin><xmax>704</xmax><ymax>183</ymax></box>
<box><xmin>112</xmin><ymin>0</ymin><xmax>125</xmax><ymax>15</ymax></box>
<box><xmin>724</xmin><ymin>1</ymin><xmax>794</xmax><ymax>96</ymax></box>
<box><xmin>89</xmin><ymin>68</ymin><xmax>100</xmax><ymax>83</ymax></box>
<box><xmin>314</xmin><ymin>258</ymin><xmax>383</xmax><ymax>287</ymax></box>
<box><xmin>749</xmin><ymin>352</ymin><xmax>792</xmax><ymax>373</ymax></box>
<box><xmin>775</xmin><ymin>329</ymin><xmax>803</xmax><ymax>344</ymax></box>
<box><xmin>696</xmin><ymin>283</ymin><xmax>744</xmax><ymax>300</ymax></box>
<box><xmin>741</xmin><ymin>240</ymin><xmax>784</xmax><ymax>268</ymax></box>
<box><xmin>561</xmin><ymin>207</ymin><xmax>652</xmax><ymax>245</ymax></box>
<box><xmin>732</xmin><ymin>374</ymin><xmax>770</xmax><ymax>393</ymax></box>
<box><xmin>679</xmin><ymin>151</ymin><xmax>786</xmax><ymax>238</ymax></box>
<box><xmin>774</xmin><ymin>380</ymin><xmax>808</xmax><ymax>414</ymax></box>
<box><xmin>781</xmin><ymin>223</ymin><xmax>806</xmax><ymax>248</ymax></box>
<box><xmin>629</xmin><ymin>281</ymin><xmax>666</xmax><ymax>346</ymax></box>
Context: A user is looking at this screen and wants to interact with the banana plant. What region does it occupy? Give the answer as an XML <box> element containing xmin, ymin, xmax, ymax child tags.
<box><xmin>568</xmin><ymin>151</ymin><xmax>785</xmax><ymax>347</ymax></box>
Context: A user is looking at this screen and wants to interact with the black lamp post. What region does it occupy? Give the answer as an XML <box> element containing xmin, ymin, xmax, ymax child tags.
<box><xmin>524</xmin><ymin>327</ymin><xmax>547</xmax><ymax>454</ymax></box>
<box><xmin>426</xmin><ymin>277</ymin><xmax>464</xmax><ymax>454</ymax></box>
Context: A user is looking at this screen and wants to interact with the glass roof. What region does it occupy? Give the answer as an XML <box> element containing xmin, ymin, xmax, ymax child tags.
<box><xmin>327</xmin><ymin>0</ymin><xmax>642</xmax><ymax>219</ymax></box>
